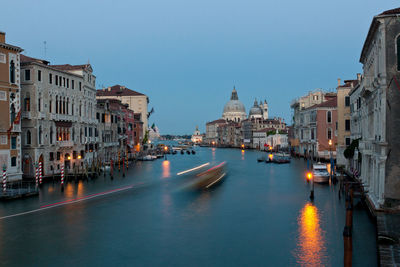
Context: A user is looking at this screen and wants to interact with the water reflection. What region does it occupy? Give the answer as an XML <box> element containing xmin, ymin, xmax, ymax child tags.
<box><xmin>162</xmin><ymin>160</ymin><xmax>170</xmax><ymax>178</ymax></box>
<box><xmin>241</xmin><ymin>150</ymin><xmax>245</xmax><ymax>160</ymax></box>
<box><xmin>295</xmin><ymin>203</ymin><xmax>327</xmax><ymax>266</ymax></box>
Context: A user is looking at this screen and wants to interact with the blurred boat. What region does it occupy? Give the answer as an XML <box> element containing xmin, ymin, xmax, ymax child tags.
<box><xmin>188</xmin><ymin>162</ymin><xmax>227</xmax><ymax>190</ymax></box>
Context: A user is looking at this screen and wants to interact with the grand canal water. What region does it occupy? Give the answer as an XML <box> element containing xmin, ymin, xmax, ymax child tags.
<box><xmin>0</xmin><ymin>147</ymin><xmax>377</xmax><ymax>266</ymax></box>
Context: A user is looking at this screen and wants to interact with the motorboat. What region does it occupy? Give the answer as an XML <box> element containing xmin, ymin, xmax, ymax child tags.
<box><xmin>257</xmin><ymin>155</ymin><xmax>266</xmax><ymax>162</ymax></box>
<box><xmin>139</xmin><ymin>155</ymin><xmax>155</xmax><ymax>161</ymax></box>
<box><xmin>272</xmin><ymin>153</ymin><xmax>291</xmax><ymax>164</ymax></box>
<box><xmin>312</xmin><ymin>163</ymin><xmax>330</xmax><ymax>183</ymax></box>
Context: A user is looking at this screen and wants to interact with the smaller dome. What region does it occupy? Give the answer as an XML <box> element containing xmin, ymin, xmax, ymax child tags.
<box><xmin>249</xmin><ymin>99</ymin><xmax>262</xmax><ymax>116</ymax></box>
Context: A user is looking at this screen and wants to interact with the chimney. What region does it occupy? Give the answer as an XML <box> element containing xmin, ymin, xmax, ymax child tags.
<box><xmin>0</xmin><ymin>32</ymin><xmax>5</xmax><ymax>43</ymax></box>
<box><xmin>357</xmin><ymin>73</ymin><xmax>361</xmax><ymax>81</ymax></box>
<box><xmin>337</xmin><ymin>78</ymin><xmax>341</xmax><ymax>87</ymax></box>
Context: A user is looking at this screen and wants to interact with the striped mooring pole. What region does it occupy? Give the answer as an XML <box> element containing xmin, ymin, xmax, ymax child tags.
<box><xmin>2</xmin><ymin>165</ymin><xmax>7</xmax><ymax>194</ymax></box>
<box><xmin>39</xmin><ymin>161</ymin><xmax>43</xmax><ymax>185</ymax></box>
<box><xmin>61</xmin><ymin>164</ymin><xmax>65</xmax><ymax>191</ymax></box>
<box><xmin>35</xmin><ymin>163</ymin><xmax>39</xmax><ymax>188</ymax></box>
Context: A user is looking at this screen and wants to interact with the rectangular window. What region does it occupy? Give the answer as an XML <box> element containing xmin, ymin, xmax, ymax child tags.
<box><xmin>55</xmin><ymin>75</ymin><xmax>58</xmax><ymax>85</ymax></box>
<box><xmin>63</xmin><ymin>77</ymin><xmax>66</xmax><ymax>87</ymax></box>
<box><xmin>67</xmin><ymin>79</ymin><xmax>69</xmax><ymax>88</ymax></box>
<box><xmin>57</xmin><ymin>152</ymin><xmax>61</xmax><ymax>160</ymax></box>
<box><xmin>0</xmin><ymin>135</ymin><xmax>7</xmax><ymax>145</ymax></box>
<box><xmin>38</xmin><ymin>70</ymin><xmax>42</xmax><ymax>81</ymax></box>
<box><xmin>327</xmin><ymin>111</ymin><xmax>332</xmax><ymax>123</ymax></box>
<box><xmin>345</xmin><ymin>137</ymin><xmax>351</xmax><ymax>147</ymax></box>
<box><xmin>49</xmin><ymin>152</ymin><xmax>54</xmax><ymax>161</ymax></box>
<box><xmin>25</xmin><ymin>69</ymin><xmax>31</xmax><ymax>81</ymax></box>
<box><xmin>345</xmin><ymin>96</ymin><xmax>350</xmax><ymax>107</ymax></box>
<box><xmin>49</xmin><ymin>100</ymin><xmax>52</xmax><ymax>113</ymax></box>
<box><xmin>301</xmin><ymin>129</ymin><xmax>304</xmax><ymax>140</ymax></box>
<box><xmin>59</xmin><ymin>76</ymin><xmax>62</xmax><ymax>86</ymax></box>
<box><xmin>11</xmin><ymin>136</ymin><xmax>16</xmax><ymax>149</ymax></box>
<box><xmin>49</xmin><ymin>73</ymin><xmax>52</xmax><ymax>84</ymax></box>
<box><xmin>79</xmin><ymin>82</ymin><xmax>82</xmax><ymax>90</ymax></box>
<box><xmin>345</xmin><ymin>119</ymin><xmax>350</xmax><ymax>131</ymax></box>
<box><xmin>336</xmin><ymin>122</ymin><xmax>338</xmax><ymax>130</ymax></box>
<box><xmin>0</xmin><ymin>53</ymin><xmax>5</xmax><ymax>63</ymax></box>
<box><xmin>11</xmin><ymin>157</ymin><xmax>16</xmax><ymax>167</ymax></box>
<box><xmin>72</xmin><ymin>80</ymin><xmax>74</xmax><ymax>89</ymax></box>
<box><xmin>311</xmin><ymin>128</ymin><xmax>315</xmax><ymax>140</ymax></box>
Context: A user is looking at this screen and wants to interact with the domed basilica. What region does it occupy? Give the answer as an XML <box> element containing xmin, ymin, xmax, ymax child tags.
<box><xmin>222</xmin><ymin>87</ymin><xmax>247</xmax><ymax>122</ymax></box>
<box><xmin>222</xmin><ymin>87</ymin><xmax>268</xmax><ymax>122</ymax></box>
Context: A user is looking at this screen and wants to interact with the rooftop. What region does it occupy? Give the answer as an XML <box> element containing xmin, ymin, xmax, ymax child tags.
<box><xmin>97</xmin><ymin>85</ymin><xmax>145</xmax><ymax>97</ymax></box>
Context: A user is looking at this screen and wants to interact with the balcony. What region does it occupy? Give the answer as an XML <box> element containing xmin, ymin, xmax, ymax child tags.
<box><xmin>21</xmin><ymin>111</ymin><xmax>31</xmax><ymax>119</ymax></box>
<box><xmin>12</xmin><ymin>124</ymin><xmax>21</xmax><ymax>132</ymax></box>
<box><xmin>57</xmin><ymin>140</ymin><xmax>74</xmax><ymax>147</ymax></box>
<box><xmin>50</xmin><ymin>114</ymin><xmax>75</xmax><ymax>122</ymax></box>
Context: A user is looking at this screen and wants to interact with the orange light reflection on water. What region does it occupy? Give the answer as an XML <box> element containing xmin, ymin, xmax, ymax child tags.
<box><xmin>295</xmin><ymin>203</ymin><xmax>327</xmax><ymax>266</ymax></box>
<box><xmin>162</xmin><ymin>160</ymin><xmax>170</xmax><ymax>178</ymax></box>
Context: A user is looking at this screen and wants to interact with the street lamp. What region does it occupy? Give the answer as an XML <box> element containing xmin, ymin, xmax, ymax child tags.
<box><xmin>328</xmin><ymin>139</ymin><xmax>333</xmax><ymax>180</ymax></box>
<box><xmin>307</xmin><ymin>171</ymin><xmax>314</xmax><ymax>200</ymax></box>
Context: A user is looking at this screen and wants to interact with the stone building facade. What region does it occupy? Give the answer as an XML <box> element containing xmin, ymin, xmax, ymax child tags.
<box><xmin>354</xmin><ymin>8</ymin><xmax>400</xmax><ymax>210</ymax></box>
<box><xmin>96</xmin><ymin>99</ymin><xmax>126</xmax><ymax>162</ymax></box>
<box><xmin>0</xmin><ymin>32</ymin><xmax>23</xmax><ymax>181</ymax></box>
<box><xmin>20</xmin><ymin>55</ymin><xmax>98</xmax><ymax>177</ymax></box>
<box><xmin>96</xmin><ymin>85</ymin><xmax>149</xmax><ymax>137</ymax></box>
<box><xmin>336</xmin><ymin>77</ymin><xmax>359</xmax><ymax>167</ymax></box>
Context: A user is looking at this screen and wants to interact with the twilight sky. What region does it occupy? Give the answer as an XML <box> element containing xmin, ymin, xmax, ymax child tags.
<box><xmin>1</xmin><ymin>1</ymin><xmax>398</xmax><ymax>134</ymax></box>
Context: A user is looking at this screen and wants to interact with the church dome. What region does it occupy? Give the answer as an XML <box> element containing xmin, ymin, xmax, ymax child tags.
<box><xmin>249</xmin><ymin>99</ymin><xmax>262</xmax><ymax>116</ymax></box>
<box><xmin>222</xmin><ymin>87</ymin><xmax>247</xmax><ymax>122</ymax></box>
<box><xmin>223</xmin><ymin>100</ymin><xmax>246</xmax><ymax>114</ymax></box>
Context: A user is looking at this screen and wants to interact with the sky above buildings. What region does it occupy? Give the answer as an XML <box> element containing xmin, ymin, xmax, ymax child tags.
<box><xmin>1</xmin><ymin>1</ymin><xmax>399</xmax><ymax>134</ymax></box>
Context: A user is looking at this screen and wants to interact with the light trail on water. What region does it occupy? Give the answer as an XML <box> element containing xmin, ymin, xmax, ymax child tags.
<box><xmin>0</xmin><ymin>184</ymin><xmax>135</xmax><ymax>220</ymax></box>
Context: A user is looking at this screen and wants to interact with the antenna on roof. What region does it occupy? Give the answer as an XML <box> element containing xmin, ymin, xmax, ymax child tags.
<box><xmin>43</xmin><ymin>41</ymin><xmax>47</xmax><ymax>59</ymax></box>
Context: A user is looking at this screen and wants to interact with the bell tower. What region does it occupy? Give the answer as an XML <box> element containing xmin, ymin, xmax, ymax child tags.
<box><xmin>262</xmin><ymin>100</ymin><xmax>268</xmax><ymax>120</ymax></box>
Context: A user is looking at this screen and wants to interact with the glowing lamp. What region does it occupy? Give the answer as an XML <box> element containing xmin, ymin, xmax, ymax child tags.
<box><xmin>306</xmin><ymin>172</ymin><xmax>313</xmax><ymax>181</ymax></box>
<box><xmin>241</xmin><ymin>144</ymin><xmax>245</xmax><ymax>149</ymax></box>
<box><xmin>78</xmin><ymin>155</ymin><xmax>81</xmax><ymax>159</ymax></box>
<box><xmin>268</xmin><ymin>154</ymin><xmax>273</xmax><ymax>160</ymax></box>
<box><xmin>328</xmin><ymin>139</ymin><xmax>332</xmax><ymax>146</ymax></box>
<box><xmin>67</xmin><ymin>156</ymin><xmax>71</xmax><ymax>160</ymax></box>
<box><xmin>58</xmin><ymin>137</ymin><xmax>62</xmax><ymax>141</ymax></box>
<box><xmin>164</xmin><ymin>146</ymin><xmax>168</xmax><ymax>151</ymax></box>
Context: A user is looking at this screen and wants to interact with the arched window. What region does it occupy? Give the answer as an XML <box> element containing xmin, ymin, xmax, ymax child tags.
<box><xmin>66</xmin><ymin>98</ymin><xmax>69</xmax><ymax>115</ymax></box>
<box><xmin>9</xmin><ymin>60</ymin><xmax>15</xmax><ymax>83</ymax></box>
<box><xmin>327</xmin><ymin>111</ymin><xmax>332</xmax><ymax>123</ymax></box>
<box><xmin>55</xmin><ymin>96</ymin><xmax>58</xmax><ymax>114</ymax></box>
<box><xmin>327</xmin><ymin>128</ymin><xmax>332</xmax><ymax>140</ymax></box>
<box><xmin>26</xmin><ymin>130</ymin><xmax>31</xmax><ymax>145</ymax></box>
<box><xmin>397</xmin><ymin>36</ymin><xmax>400</xmax><ymax>71</ymax></box>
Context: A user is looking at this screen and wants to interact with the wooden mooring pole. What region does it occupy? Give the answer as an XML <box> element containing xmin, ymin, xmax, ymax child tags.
<box><xmin>343</xmin><ymin>183</ymin><xmax>353</xmax><ymax>267</ymax></box>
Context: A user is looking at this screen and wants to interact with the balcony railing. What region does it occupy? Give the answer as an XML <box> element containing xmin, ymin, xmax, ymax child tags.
<box><xmin>21</xmin><ymin>111</ymin><xmax>31</xmax><ymax>119</ymax></box>
<box><xmin>57</xmin><ymin>140</ymin><xmax>74</xmax><ymax>147</ymax></box>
